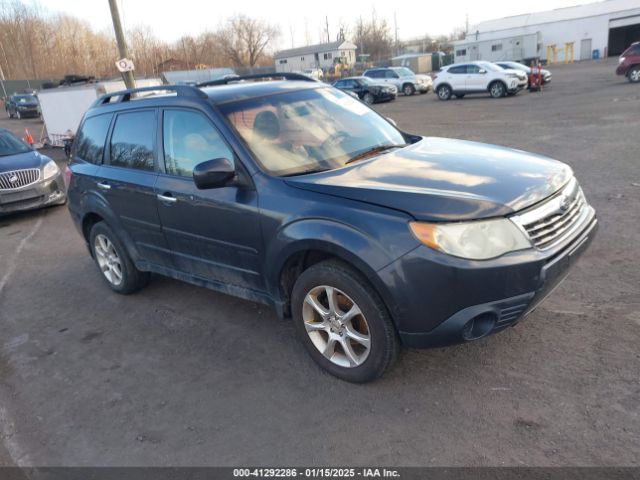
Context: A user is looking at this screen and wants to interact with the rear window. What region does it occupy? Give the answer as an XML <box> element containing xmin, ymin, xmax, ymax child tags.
<box><xmin>109</xmin><ymin>110</ymin><xmax>156</xmax><ymax>171</ymax></box>
<box><xmin>74</xmin><ymin>114</ymin><xmax>112</xmax><ymax>164</ymax></box>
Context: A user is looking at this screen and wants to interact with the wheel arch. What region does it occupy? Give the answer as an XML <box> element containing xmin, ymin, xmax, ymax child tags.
<box><xmin>79</xmin><ymin>193</ymin><xmax>141</xmax><ymax>262</ymax></box>
<box><xmin>266</xmin><ymin>221</ymin><xmax>401</xmax><ymax>324</ymax></box>
<box><xmin>488</xmin><ymin>79</ymin><xmax>507</xmax><ymax>92</ymax></box>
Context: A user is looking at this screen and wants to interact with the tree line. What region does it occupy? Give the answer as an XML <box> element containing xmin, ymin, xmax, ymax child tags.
<box><xmin>0</xmin><ymin>1</ymin><xmax>461</xmax><ymax>81</ymax></box>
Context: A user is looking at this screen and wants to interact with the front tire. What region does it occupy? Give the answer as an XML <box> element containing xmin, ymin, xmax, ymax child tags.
<box><xmin>437</xmin><ymin>85</ymin><xmax>452</xmax><ymax>100</ymax></box>
<box><xmin>89</xmin><ymin>221</ymin><xmax>149</xmax><ymax>294</ymax></box>
<box><xmin>402</xmin><ymin>83</ymin><xmax>415</xmax><ymax>96</ymax></box>
<box><xmin>629</xmin><ymin>66</ymin><xmax>640</xmax><ymax>83</ymax></box>
<box><xmin>489</xmin><ymin>81</ymin><xmax>506</xmax><ymax>98</ymax></box>
<box><xmin>363</xmin><ymin>92</ymin><xmax>375</xmax><ymax>105</ymax></box>
<box><xmin>291</xmin><ymin>260</ymin><xmax>399</xmax><ymax>383</ymax></box>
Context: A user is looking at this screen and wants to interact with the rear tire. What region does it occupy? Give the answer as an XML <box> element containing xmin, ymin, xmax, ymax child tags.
<box><xmin>489</xmin><ymin>81</ymin><xmax>506</xmax><ymax>98</ymax></box>
<box><xmin>89</xmin><ymin>221</ymin><xmax>149</xmax><ymax>294</ymax></box>
<box><xmin>291</xmin><ymin>260</ymin><xmax>399</xmax><ymax>383</ymax></box>
<box><xmin>629</xmin><ymin>66</ymin><xmax>640</xmax><ymax>83</ymax></box>
<box><xmin>437</xmin><ymin>85</ymin><xmax>452</xmax><ymax>101</ymax></box>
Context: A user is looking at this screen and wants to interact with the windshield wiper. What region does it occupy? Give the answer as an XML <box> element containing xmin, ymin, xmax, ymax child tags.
<box><xmin>345</xmin><ymin>144</ymin><xmax>408</xmax><ymax>165</ymax></box>
<box><xmin>281</xmin><ymin>167</ymin><xmax>332</xmax><ymax>177</ymax></box>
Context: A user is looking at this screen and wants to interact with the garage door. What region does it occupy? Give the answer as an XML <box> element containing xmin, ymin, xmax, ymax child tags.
<box><xmin>608</xmin><ymin>16</ymin><xmax>640</xmax><ymax>56</ymax></box>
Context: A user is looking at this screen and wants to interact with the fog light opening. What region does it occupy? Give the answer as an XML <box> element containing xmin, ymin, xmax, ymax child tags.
<box><xmin>462</xmin><ymin>312</ymin><xmax>497</xmax><ymax>341</ymax></box>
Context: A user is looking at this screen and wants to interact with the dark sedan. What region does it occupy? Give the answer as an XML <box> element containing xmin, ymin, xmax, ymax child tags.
<box><xmin>0</xmin><ymin>128</ymin><xmax>66</xmax><ymax>215</ymax></box>
<box><xmin>5</xmin><ymin>94</ymin><xmax>40</xmax><ymax>119</ymax></box>
<box><xmin>332</xmin><ymin>76</ymin><xmax>397</xmax><ymax>104</ymax></box>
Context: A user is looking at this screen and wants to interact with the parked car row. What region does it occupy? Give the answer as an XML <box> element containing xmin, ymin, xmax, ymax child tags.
<box><xmin>330</xmin><ymin>60</ymin><xmax>553</xmax><ymax>104</ymax></box>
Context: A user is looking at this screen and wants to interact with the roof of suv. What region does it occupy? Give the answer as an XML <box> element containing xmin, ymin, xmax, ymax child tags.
<box><xmin>87</xmin><ymin>79</ymin><xmax>325</xmax><ymax>114</ymax></box>
<box><xmin>202</xmin><ymin>80</ymin><xmax>321</xmax><ymax>104</ymax></box>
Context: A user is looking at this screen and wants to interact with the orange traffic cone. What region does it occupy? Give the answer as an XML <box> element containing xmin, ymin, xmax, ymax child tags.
<box><xmin>24</xmin><ymin>129</ymin><xmax>34</xmax><ymax>146</ymax></box>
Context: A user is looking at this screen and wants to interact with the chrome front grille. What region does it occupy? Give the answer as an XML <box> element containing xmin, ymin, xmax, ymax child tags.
<box><xmin>0</xmin><ymin>168</ymin><xmax>41</xmax><ymax>190</ymax></box>
<box><xmin>511</xmin><ymin>178</ymin><xmax>594</xmax><ymax>250</ymax></box>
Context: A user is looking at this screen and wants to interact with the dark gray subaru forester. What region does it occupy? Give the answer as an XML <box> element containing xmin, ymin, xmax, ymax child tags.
<box><xmin>68</xmin><ymin>75</ymin><xmax>597</xmax><ymax>383</ymax></box>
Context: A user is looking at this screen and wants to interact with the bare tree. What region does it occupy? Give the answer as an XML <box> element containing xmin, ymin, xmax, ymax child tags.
<box><xmin>353</xmin><ymin>11</ymin><xmax>393</xmax><ymax>62</ymax></box>
<box><xmin>216</xmin><ymin>14</ymin><xmax>279</xmax><ymax>67</ymax></box>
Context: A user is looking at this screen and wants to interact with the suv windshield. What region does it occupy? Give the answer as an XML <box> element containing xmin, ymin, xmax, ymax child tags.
<box><xmin>477</xmin><ymin>62</ymin><xmax>501</xmax><ymax>72</ymax></box>
<box><xmin>13</xmin><ymin>95</ymin><xmax>37</xmax><ymax>103</ymax></box>
<box><xmin>0</xmin><ymin>130</ymin><xmax>31</xmax><ymax>157</ymax></box>
<box><xmin>220</xmin><ymin>87</ymin><xmax>406</xmax><ymax>176</ymax></box>
<box><xmin>394</xmin><ymin>67</ymin><xmax>415</xmax><ymax>76</ymax></box>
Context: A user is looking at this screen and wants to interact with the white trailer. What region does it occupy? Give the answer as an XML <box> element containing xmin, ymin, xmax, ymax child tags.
<box><xmin>37</xmin><ymin>84</ymin><xmax>106</xmax><ymax>146</ymax></box>
<box><xmin>37</xmin><ymin>78</ymin><xmax>162</xmax><ymax>146</ymax></box>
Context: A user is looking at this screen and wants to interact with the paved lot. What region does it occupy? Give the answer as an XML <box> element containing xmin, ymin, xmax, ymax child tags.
<box><xmin>0</xmin><ymin>59</ymin><xmax>639</xmax><ymax>467</ymax></box>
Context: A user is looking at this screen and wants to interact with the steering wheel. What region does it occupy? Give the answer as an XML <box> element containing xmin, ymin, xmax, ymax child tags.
<box><xmin>321</xmin><ymin>130</ymin><xmax>350</xmax><ymax>150</ymax></box>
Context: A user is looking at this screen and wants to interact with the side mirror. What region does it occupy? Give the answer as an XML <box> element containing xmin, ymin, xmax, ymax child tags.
<box><xmin>193</xmin><ymin>158</ymin><xmax>235</xmax><ymax>189</ymax></box>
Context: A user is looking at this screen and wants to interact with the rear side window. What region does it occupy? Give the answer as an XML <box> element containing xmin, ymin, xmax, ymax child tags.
<box><xmin>163</xmin><ymin>110</ymin><xmax>234</xmax><ymax>177</ymax></box>
<box><xmin>109</xmin><ymin>111</ymin><xmax>155</xmax><ymax>171</ymax></box>
<box><xmin>366</xmin><ymin>70</ymin><xmax>382</xmax><ymax>79</ymax></box>
<box><xmin>74</xmin><ymin>114</ymin><xmax>112</xmax><ymax>164</ymax></box>
<box><xmin>448</xmin><ymin>65</ymin><xmax>467</xmax><ymax>74</ymax></box>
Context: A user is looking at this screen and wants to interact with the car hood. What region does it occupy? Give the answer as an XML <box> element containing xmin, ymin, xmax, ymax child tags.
<box><xmin>0</xmin><ymin>150</ymin><xmax>47</xmax><ymax>172</ymax></box>
<box><xmin>368</xmin><ymin>82</ymin><xmax>392</xmax><ymax>88</ymax></box>
<box><xmin>503</xmin><ymin>68</ymin><xmax>527</xmax><ymax>78</ymax></box>
<box><xmin>285</xmin><ymin>137</ymin><xmax>573</xmax><ymax>221</ymax></box>
<box><xmin>414</xmin><ymin>74</ymin><xmax>432</xmax><ymax>82</ymax></box>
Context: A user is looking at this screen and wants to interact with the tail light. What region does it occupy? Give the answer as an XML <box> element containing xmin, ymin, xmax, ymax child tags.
<box><xmin>63</xmin><ymin>165</ymin><xmax>72</xmax><ymax>186</ymax></box>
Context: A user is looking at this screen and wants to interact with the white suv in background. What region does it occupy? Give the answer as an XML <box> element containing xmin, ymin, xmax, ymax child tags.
<box><xmin>363</xmin><ymin>67</ymin><xmax>432</xmax><ymax>96</ymax></box>
<box><xmin>433</xmin><ymin>61</ymin><xmax>522</xmax><ymax>100</ymax></box>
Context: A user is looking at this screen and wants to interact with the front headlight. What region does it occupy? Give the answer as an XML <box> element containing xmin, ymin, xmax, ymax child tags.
<box><xmin>42</xmin><ymin>159</ymin><xmax>61</xmax><ymax>180</ymax></box>
<box><xmin>409</xmin><ymin>218</ymin><xmax>532</xmax><ymax>260</ymax></box>
<box><xmin>619</xmin><ymin>57</ymin><xmax>625</xmax><ymax>64</ymax></box>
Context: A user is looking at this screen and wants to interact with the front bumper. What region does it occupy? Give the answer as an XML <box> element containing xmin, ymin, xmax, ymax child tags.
<box><xmin>378</xmin><ymin>215</ymin><xmax>598</xmax><ymax>348</ymax></box>
<box><xmin>0</xmin><ymin>172</ymin><xmax>67</xmax><ymax>215</ymax></box>
<box><xmin>16</xmin><ymin>108</ymin><xmax>39</xmax><ymax>117</ymax></box>
<box><xmin>616</xmin><ymin>64</ymin><xmax>629</xmax><ymax>76</ymax></box>
<box><xmin>417</xmin><ymin>83</ymin><xmax>431</xmax><ymax>93</ymax></box>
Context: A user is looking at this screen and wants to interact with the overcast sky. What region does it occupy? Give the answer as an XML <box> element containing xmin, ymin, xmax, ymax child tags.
<box><xmin>34</xmin><ymin>0</ymin><xmax>590</xmax><ymax>48</ymax></box>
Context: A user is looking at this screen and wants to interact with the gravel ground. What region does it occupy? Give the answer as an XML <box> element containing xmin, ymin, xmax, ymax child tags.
<box><xmin>0</xmin><ymin>58</ymin><xmax>638</xmax><ymax>467</ymax></box>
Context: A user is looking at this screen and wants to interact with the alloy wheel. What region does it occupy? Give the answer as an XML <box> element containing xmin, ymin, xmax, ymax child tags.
<box><xmin>438</xmin><ymin>86</ymin><xmax>450</xmax><ymax>100</ymax></box>
<box><xmin>302</xmin><ymin>285</ymin><xmax>371</xmax><ymax>368</ymax></box>
<box><xmin>490</xmin><ymin>82</ymin><xmax>505</xmax><ymax>98</ymax></box>
<box><xmin>94</xmin><ymin>234</ymin><xmax>123</xmax><ymax>286</ymax></box>
<box><xmin>630</xmin><ymin>69</ymin><xmax>640</xmax><ymax>83</ymax></box>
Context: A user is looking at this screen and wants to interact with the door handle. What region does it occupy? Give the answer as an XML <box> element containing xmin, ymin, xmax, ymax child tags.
<box><xmin>97</xmin><ymin>182</ymin><xmax>111</xmax><ymax>190</ymax></box>
<box><xmin>157</xmin><ymin>193</ymin><xmax>177</xmax><ymax>204</ymax></box>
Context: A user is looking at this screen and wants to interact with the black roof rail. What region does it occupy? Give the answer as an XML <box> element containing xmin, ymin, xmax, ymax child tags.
<box><xmin>92</xmin><ymin>84</ymin><xmax>207</xmax><ymax>107</ymax></box>
<box><xmin>197</xmin><ymin>72</ymin><xmax>317</xmax><ymax>88</ymax></box>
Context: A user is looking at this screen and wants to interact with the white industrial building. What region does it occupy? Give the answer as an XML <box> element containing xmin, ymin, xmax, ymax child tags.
<box><xmin>274</xmin><ymin>41</ymin><xmax>357</xmax><ymax>72</ymax></box>
<box><xmin>453</xmin><ymin>0</ymin><xmax>640</xmax><ymax>63</ymax></box>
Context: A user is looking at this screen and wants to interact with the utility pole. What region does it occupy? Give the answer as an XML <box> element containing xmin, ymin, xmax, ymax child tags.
<box><xmin>325</xmin><ymin>16</ymin><xmax>330</xmax><ymax>43</ymax></box>
<box><xmin>108</xmin><ymin>0</ymin><xmax>135</xmax><ymax>90</ymax></box>
<box><xmin>0</xmin><ymin>63</ymin><xmax>7</xmax><ymax>99</ymax></box>
<box><xmin>394</xmin><ymin>12</ymin><xmax>399</xmax><ymax>56</ymax></box>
